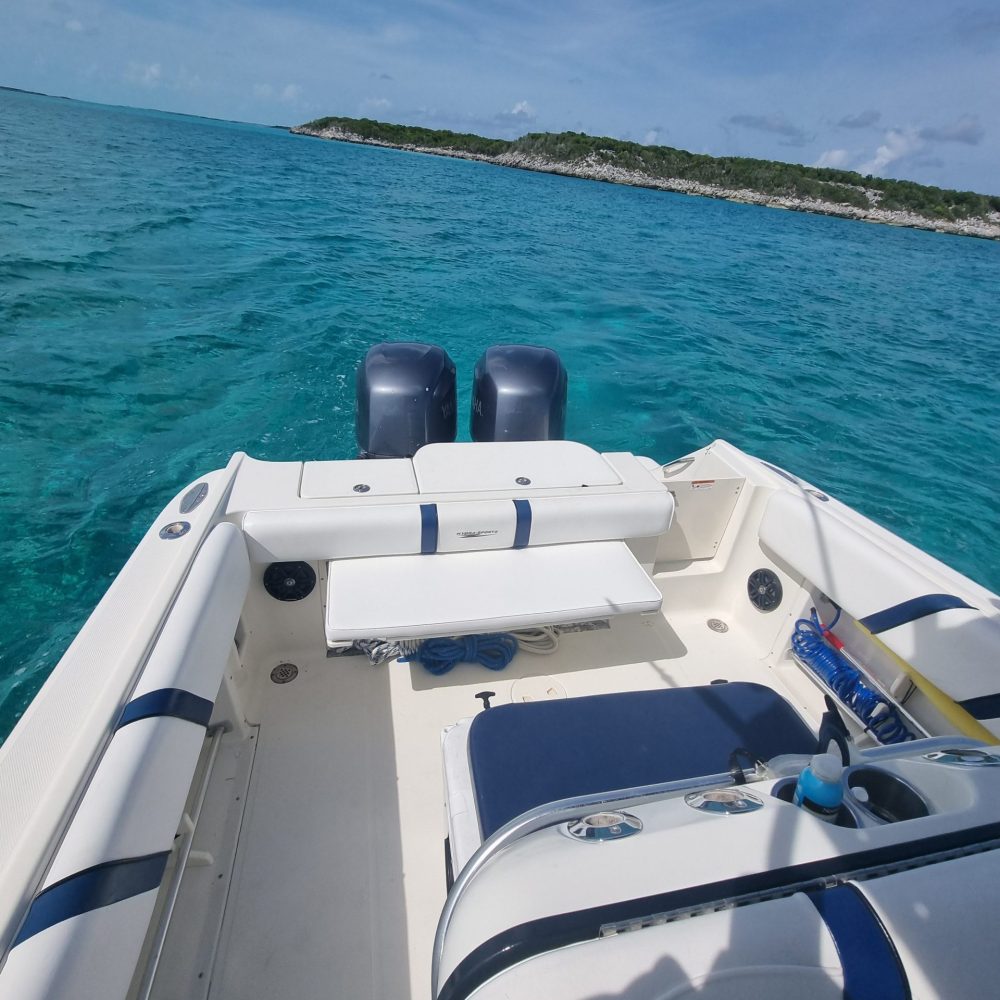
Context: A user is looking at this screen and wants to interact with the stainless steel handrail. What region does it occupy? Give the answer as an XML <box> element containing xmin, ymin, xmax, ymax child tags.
<box><xmin>134</xmin><ymin>723</ymin><xmax>228</xmax><ymax>1000</ymax></box>
<box><xmin>430</xmin><ymin>733</ymin><xmax>985</xmax><ymax>995</ymax></box>
<box><xmin>430</xmin><ymin>767</ymin><xmax>747</xmax><ymax>996</ymax></box>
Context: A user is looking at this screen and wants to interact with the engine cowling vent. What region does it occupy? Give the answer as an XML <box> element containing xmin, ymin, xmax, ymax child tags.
<box><xmin>264</xmin><ymin>561</ymin><xmax>316</xmax><ymax>601</ymax></box>
<box><xmin>748</xmin><ymin>568</ymin><xmax>782</xmax><ymax>612</ymax></box>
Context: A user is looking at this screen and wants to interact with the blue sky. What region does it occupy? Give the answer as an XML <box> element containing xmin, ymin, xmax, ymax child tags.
<box><xmin>4</xmin><ymin>0</ymin><xmax>998</xmax><ymax>193</ymax></box>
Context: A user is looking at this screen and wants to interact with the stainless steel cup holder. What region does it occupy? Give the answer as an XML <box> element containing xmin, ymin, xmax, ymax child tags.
<box><xmin>846</xmin><ymin>766</ymin><xmax>930</xmax><ymax>823</ymax></box>
<box><xmin>770</xmin><ymin>778</ymin><xmax>859</xmax><ymax>828</ymax></box>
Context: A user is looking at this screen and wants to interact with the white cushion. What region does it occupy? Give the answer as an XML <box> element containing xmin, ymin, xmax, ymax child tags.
<box><xmin>325</xmin><ymin>541</ymin><xmax>662</xmax><ymax>641</ymax></box>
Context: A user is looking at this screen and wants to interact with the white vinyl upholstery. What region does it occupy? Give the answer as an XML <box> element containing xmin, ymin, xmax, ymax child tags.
<box><xmin>0</xmin><ymin>523</ymin><xmax>250</xmax><ymax>1000</ymax></box>
<box><xmin>759</xmin><ymin>491</ymin><xmax>1000</xmax><ymax>719</ymax></box>
<box><xmin>240</xmin><ymin>443</ymin><xmax>674</xmax><ymax>564</ymax></box>
<box><xmin>442</xmin><ymin>721</ymin><xmax>480</xmax><ymax>876</ymax></box>
<box><xmin>325</xmin><ymin>541</ymin><xmax>663</xmax><ymax>641</ymax></box>
<box><xmin>464</xmin><ymin>893</ymin><xmax>844</xmax><ymax>1000</ymax></box>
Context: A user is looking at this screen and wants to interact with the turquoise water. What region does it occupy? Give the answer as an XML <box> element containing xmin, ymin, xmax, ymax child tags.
<box><xmin>2</xmin><ymin>90</ymin><xmax>999</xmax><ymax>739</ymax></box>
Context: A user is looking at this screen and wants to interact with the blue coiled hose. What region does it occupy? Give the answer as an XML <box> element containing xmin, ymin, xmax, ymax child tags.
<box><xmin>792</xmin><ymin>608</ymin><xmax>913</xmax><ymax>744</ymax></box>
<box><xmin>404</xmin><ymin>633</ymin><xmax>519</xmax><ymax>676</ymax></box>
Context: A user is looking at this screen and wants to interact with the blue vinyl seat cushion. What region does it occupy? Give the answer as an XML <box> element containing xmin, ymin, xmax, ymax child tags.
<box><xmin>468</xmin><ymin>682</ymin><xmax>816</xmax><ymax>838</ymax></box>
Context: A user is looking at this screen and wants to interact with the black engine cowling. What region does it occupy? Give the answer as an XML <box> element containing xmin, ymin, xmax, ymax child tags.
<box><xmin>355</xmin><ymin>342</ymin><xmax>457</xmax><ymax>458</ymax></box>
<box><xmin>471</xmin><ymin>345</ymin><xmax>567</xmax><ymax>442</ymax></box>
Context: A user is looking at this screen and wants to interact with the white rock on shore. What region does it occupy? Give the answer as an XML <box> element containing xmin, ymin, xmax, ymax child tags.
<box><xmin>291</xmin><ymin>125</ymin><xmax>1000</xmax><ymax>241</ymax></box>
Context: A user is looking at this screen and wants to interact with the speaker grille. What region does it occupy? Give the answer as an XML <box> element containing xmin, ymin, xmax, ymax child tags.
<box><xmin>748</xmin><ymin>568</ymin><xmax>782</xmax><ymax>612</ymax></box>
<box><xmin>263</xmin><ymin>562</ymin><xmax>316</xmax><ymax>601</ymax></box>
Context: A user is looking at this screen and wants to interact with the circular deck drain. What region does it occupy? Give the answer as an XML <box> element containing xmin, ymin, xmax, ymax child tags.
<box><xmin>270</xmin><ymin>663</ymin><xmax>299</xmax><ymax>684</ymax></box>
<box><xmin>707</xmin><ymin>618</ymin><xmax>729</xmax><ymax>633</ymax></box>
<box><xmin>159</xmin><ymin>521</ymin><xmax>190</xmax><ymax>540</ymax></box>
<box><xmin>564</xmin><ymin>811</ymin><xmax>642</xmax><ymax>842</ymax></box>
<box><xmin>748</xmin><ymin>569</ymin><xmax>782</xmax><ymax>612</ymax></box>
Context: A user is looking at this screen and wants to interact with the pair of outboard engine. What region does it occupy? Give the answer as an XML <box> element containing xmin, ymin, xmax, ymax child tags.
<box><xmin>356</xmin><ymin>343</ymin><xmax>568</xmax><ymax>459</ymax></box>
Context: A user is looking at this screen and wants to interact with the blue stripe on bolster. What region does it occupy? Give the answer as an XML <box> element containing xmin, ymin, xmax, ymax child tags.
<box><xmin>420</xmin><ymin>503</ymin><xmax>438</xmax><ymax>554</ymax></box>
<box><xmin>13</xmin><ymin>852</ymin><xmax>170</xmax><ymax>946</ymax></box>
<box><xmin>958</xmin><ymin>693</ymin><xmax>1000</xmax><ymax>721</ymax></box>
<box><xmin>512</xmin><ymin>499</ymin><xmax>532</xmax><ymax>549</ymax></box>
<box><xmin>859</xmin><ymin>594</ymin><xmax>973</xmax><ymax>635</ymax></box>
<box><xmin>807</xmin><ymin>884</ymin><xmax>909</xmax><ymax>1000</ymax></box>
<box><xmin>116</xmin><ymin>688</ymin><xmax>214</xmax><ymax>730</ymax></box>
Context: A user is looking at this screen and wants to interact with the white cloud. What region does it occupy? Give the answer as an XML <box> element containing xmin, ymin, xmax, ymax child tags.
<box><xmin>64</xmin><ymin>19</ymin><xmax>83</xmax><ymax>33</ymax></box>
<box><xmin>360</xmin><ymin>96</ymin><xmax>391</xmax><ymax>114</ymax></box>
<box><xmin>643</xmin><ymin>128</ymin><xmax>661</xmax><ymax>146</ymax></box>
<box><xmin>253</xmin><ymin>83</ymin><xmax>273</xmax><ymax>99</ymax></box>
<box><xmin>858</xmin><ymin>128</ymin><xmax>923</xmax><ymax>177</ymax></box>
<box><xmin>280</xmin><ymin>83</ymin><xmax>302</xmax><ymax>103</ymax></box>
<box><xmin>492</xmin><ymin>100</ymin><xmax>536</xmax><ymax>127</ymax></box>
<box><xmin>815</xmin><ymin>149</ymin><xmax>850</xmax><ymax>169</ymax></box>
<box><xmin>126</xmin><ymin>61</ymin><xmax>162</xmax><ymax>87</ymax></box>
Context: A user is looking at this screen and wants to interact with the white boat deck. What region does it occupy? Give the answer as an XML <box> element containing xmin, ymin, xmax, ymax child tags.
<box><xmin>185</xmin><ymin>608</ymin><xmax>819</xmax><ymax>1000</ymax></box>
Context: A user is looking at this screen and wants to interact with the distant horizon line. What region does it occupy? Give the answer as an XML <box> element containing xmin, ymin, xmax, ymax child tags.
<box><xmin>0</xmin><ymin>83</ymin><xmax>292</xmax><ymax>132</ymax></box>
<box><xmin>3</xmin><ymin>83</ymin><xmax>995</xmax><ymax>200</ymax></box>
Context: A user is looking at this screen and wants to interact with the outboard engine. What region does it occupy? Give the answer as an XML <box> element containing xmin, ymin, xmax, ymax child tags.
<box><xmin>356</xmin><ymin>342</ymin><xmax>457</xmax><ymax>458</ymax></box>
<box><xmin>471</xmin><ymin>345</ymin><xmax>567</xmax><ymax>442</ymax></box>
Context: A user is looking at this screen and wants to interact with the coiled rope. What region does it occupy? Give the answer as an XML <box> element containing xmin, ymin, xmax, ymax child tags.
<box><xmin>792</xmin><ymin>608</ymin><xmax>912</xmax><ymax>744</ymax></box>
<box><xmin>358</xmin><ymin>626</ymin><xmax>560</xmax><ymax>674</ymax></box>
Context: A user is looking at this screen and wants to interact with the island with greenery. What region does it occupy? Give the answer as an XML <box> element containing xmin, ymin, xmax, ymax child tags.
<box><xmin>292</xmin><ymin>116</ymin><xmax>1000</xmax><ymax>239</ymax></box>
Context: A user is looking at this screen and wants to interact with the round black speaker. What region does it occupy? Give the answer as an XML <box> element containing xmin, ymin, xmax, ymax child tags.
<box><xmin>263</xmin><ymin>561</ymin><xmax>316</xmax><ymax>601</ymax></box>
<box><xmin>748</xmin><ymin>568</ymin><xmax>782</xmax><ymax>612</ymax></box>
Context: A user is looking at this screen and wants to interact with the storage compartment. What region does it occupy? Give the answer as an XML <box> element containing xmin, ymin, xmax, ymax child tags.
<box><xmin>412</xmin><ymin>440</ymin><xmax>621</xmax><ymax>493</ymax></box>
<box><xmin>656</xmin><ymin>452</ymin><xmax>744</xmax><ymax>562</ymax></box>
<box><xmin>846</xmin><ymin>766</ymin><xmax>930</xmax><ymax>823</ymax></box>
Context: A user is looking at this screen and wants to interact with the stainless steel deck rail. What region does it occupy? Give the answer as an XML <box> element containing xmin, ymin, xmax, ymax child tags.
<box><xmin>134</xmin><ymin>723</ymin><xmax>228</xmax><ymax>1000</ymax></box>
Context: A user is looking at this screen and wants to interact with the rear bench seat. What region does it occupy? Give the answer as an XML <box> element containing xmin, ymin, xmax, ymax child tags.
<box><xmin>443</xmin><ymin>682</ymin><xmax>817</xmax><ymax>871</ymax></box>
<box><xmin>238</xmin><ymin>442</ymin><xmax>676</xmax><ymax>643</ymax></box>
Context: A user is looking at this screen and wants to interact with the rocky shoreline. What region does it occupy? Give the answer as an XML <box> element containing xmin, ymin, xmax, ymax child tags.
<box><xmin>292</xmin><ymin>124</ymin><xmax>1000</xmax><ymax>241</ymax></box>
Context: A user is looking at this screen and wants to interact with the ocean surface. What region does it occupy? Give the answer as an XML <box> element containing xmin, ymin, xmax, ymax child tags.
<box><xmin>2</xmin><ymin>90</ymin><xmax>999</xmax><ymax>740</ymax></box>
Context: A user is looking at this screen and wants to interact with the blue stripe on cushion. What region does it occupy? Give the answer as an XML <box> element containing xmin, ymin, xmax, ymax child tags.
<box><xmin>13</xmin><ymin>852</ymin><xmax>170</xmax><ymax>946</ymax></box>
<box><xmin>806</xmin><ymin>884</ymin><xmax>909</xmax><ymax>999</ymax></box>
<box><xmin>116</xmin><ymin>688</ymin><xmax>214</xmax><ymax>730</ymax></box>
<box><xmin>958</xmin><ymin>692</ymin><xmax>1000</xmax><ymax>720</ymax></box>
<box><xmin>512</xmin><ymin>499</ymin><xmax>531</xmax><ymax>549</ymax></box>
<box><xmin>420</xmin><ymin>503</ymin><xmax>438</xmax><ymax>554</ymax></box>
<box><xmin>859</xmin><ymin>594</ymin><xmax>973</xmax><ymax>635</ymax></box>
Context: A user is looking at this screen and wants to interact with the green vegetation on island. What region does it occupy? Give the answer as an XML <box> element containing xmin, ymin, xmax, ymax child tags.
<box><xmin>300</xmin><ymin>115</ymin><xmax>1000</xmax><ymax>229</ymax></box>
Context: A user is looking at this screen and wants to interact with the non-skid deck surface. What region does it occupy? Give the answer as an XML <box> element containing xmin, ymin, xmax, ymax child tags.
<box><xmin>210</xmin><ymin>612</ymin><xmax>815</xmax><ymax>999</ymax></box>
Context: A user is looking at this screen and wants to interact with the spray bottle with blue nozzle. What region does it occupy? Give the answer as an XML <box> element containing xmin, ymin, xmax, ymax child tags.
<box><xmin>793</xmin><ymin>752</ymin><xmax>844</xmax><ymax>823</ymax></box>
